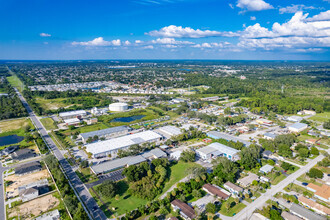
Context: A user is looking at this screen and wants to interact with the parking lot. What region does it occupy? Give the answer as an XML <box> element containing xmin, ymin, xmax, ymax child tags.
<box><xmin>86</xmin><ymin>169</ymin><xmax>125</xmax><ymax>188</ymax></box>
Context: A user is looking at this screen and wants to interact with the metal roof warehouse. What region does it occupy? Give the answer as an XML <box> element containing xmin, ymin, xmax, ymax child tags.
<box><xmin>85</xmin><ymin>130</ymin><xmax>163</xmax><ymax>158</ymax></box>
<box><xmin>79</xmin><ymin>125</ymin><xmax>131</xmax><ymax>143</ymax></box>
<box><xmin>207</xmin><ymin>131</ymin><xmax>251</xmax><ymax>146</ymax></box>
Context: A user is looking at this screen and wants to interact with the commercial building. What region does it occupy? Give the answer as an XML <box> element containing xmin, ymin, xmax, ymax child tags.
<box><xmin>79</xmin><ymin>125</ymin><xmax>131</xmax><ymax>144</ymax></box>
<box><xmin>290</xmin><ymin>203</ymin><xmax>326</xmax><ymax>220</ymax></box>
<box><xmin>256</xmin><ymin>118</ymin><xmax>273</xmax><ymax>125</ymax></box>
<box><xmin>85</xmin><ymin>130</ymin><xmax>163</xmax><ymax>158</ymax></box>
<box><xmin>196</xmin><ymin>142</ymin><xmax>240</xmax><ymax>161</ymax></box>
<box><xmin>171</xmin><ymin>199</ymin><xmax>196</xmax><ymax>220</ymax></box>
<box><xmin>297</xmin><ymin>110</ymin><xmax>316</xmax><ymax>115</ymax></box>
<box><xmin>91</xmin><ymin>148</ymin><xmax>167</xmax><ymax>174</ymax></box>
<box><xmin>59</xmin><ymin>110</ymin><xmax>87</xmax><ymax>120</ymax></box>
<box><xmin>15</xmin><ymin>161</ymin><xmax>42</xmax><ymax>176</ymax></box>
<box><xmin>306</xmin><ymin>183</ymin><xmax>330</xmax><ymax>203</ymax></box>
<box><xmin>64</xmin><ymin>118</ymin><xmax>81</xmax><ymax>126</ymax></box>
<box><xmin>263</xmin><ymin>132</ymin><xmax>278</xmax><ymax>140</ymax></box>
<box><xmin>288</xmin><ymin>123</ymin><xmax>308</xmax><ymax>133</ymax></box>
<box><xmin>207</xmin><ymin>131</ymin><xmax>251</xmax><ymax>146</ymax></box>
<box><xmin>202</xmin><ymin>184</ymin><xmax>231</xmax><ymax>200</ymax></box>
<box><xmin>157</xmin><ymin>125</ymin><xmax>182</xmax><ymax>138</ymax></box>
<box><xmin>109</xmin><ymin>102</ymin><xmax>128</xmax><ymax>111</ymax></box>
<box><xmin>287</xmin><ymin>116</ymin><xmax>303</xmax><ymax>123</ymax></box>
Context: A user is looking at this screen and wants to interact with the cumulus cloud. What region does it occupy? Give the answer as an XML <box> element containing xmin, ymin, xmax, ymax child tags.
<box><xmin>250</xmin><ymin>16</ymin><xmax>256</xmax><ymax>20</ymax></box>
<box><xmin>306</xmin><ymin>10</ymin><xmax>330</xmax><ymax>21</ymax></box>
<box><xmin>72</xmin><ymin>37</ymin><xmax>121</xmax><ymax>46</ymax></box>
<box><xmin>124</xmin><ymin>40</ymin><xmax>131</xmax><ymax>45</ymax></box>
<box><xmin>238</xmin><ymin>11</ymin><xmax>330</xmax><ymax>50</ymax></box>
<box><xmin>40</xmin><ymin>33</ymin><xmax>51</xmax><ymax>37</ymax></box>
<box><xmin>143</xmin><ymin>45</ymin><xmax>154</xmax><ymax>49</ymax></box>
<box><xmin>147</xmin><ymin>25</ymin><xmax>239</xmax><ymax>38</ymax></box>
<box><xmin>279</xmin><ymin>4</ymin><xmax>318</xmax><ymax>14</ymax></box>
<box><xmin>135</xmin><ymin>40</ymin><xmax>143</xmax><ymax>44</ymax></box>
<box><xmin>236</xmin><ymin>0</ymin><xmax>273</xmax><ymax>12</ymax></box>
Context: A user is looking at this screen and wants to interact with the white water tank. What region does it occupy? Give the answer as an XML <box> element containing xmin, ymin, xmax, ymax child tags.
<box><xmin>109</xmin><ymin>102</ymin><xmax>128</xmax><ymax>112</ymax></box>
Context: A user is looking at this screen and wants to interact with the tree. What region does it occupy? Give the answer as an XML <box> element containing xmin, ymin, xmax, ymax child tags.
<box><xmin>205</xmin><ymin>203</ymin><xmax>216</xmax><ymax>214</ymax></box>
<box><xmin>281</xmin><ymin>162</ymin><xmax>293</xmax><ymax>171</ymax></box>
<box><xmin>307</xmin><ymin>168</ymin><xmax>323</xmax><ymax>179</ymax></box>
<box><xmin>224</xmin><ymin>107</ymin><xmax>232</xmax><ymax>115</ymax></box>
<box><xmin>310</xmin><ymin>147</ymin><xmax>319</xmax><ymax>155</ymax></box>
<box><xmin>23</xmin><ymin>124</ymin><xmax>31</xmax><ymax>133</ymax></box>
<box><xmin>180</xmin><ymin>150</ymin><xmax>196</xmax><ymax>162</ymax></box>
<box><xmin>69</xmin><ymin>125</ymin><xmax>75</xmax><ymax>130</ymax></box>
<box><xmin>298</xmin><ymin>148</ymin><xmax>309</xmax><ymax>158</ymax></box>
<box><xmin>270</xmin><ymin>209</ymin><xmax>282</xmax><ymax>220</ymax></box>
<box><xmin>240</xmin><ymin>144</ymin><xmax>261</xmax><ymax>170</ymax></box>
<box><xmin>323</xmin><ymin>120</ymin><xmax>330</xmax><ymax>129</ymax></box>
<box><xmin>192</xmin><ymin>189</ymin><xmax>202</xmax><ymax>198</ymax></box>
<box><xmin>278</xmin><ymin>144</ymin><xmax>292</xmax><ymax>158</ymax></box>
<box><xmin>97</xmin><ymin>180</ymin><xmax>117</xmax><ymax>198</ymax></box>
<box><xmin>267</xmin><ymin>159</ymin><xmax>275</xmax><ymax>166</ymax></box>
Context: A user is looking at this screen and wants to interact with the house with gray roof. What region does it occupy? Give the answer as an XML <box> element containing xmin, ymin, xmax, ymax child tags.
<box><xmin>15</xmin><ymin>161</ymin><xmax>42</xmax><ymax>176</ymax></box>
<box><xmin>207</xmin><ymin>131</ymin><xmax>251</xmax><ymax>146</ymax></box>
<box><xmin>290</xmin><ymin>203</ymin><xmax>326</xmax><ymax>220</ymax></box>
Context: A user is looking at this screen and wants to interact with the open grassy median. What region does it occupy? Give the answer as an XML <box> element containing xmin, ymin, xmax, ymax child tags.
<box><xmin>7</xmin><ymin>75</ymin><xmax>24</xmax><ymax>92</ymax></box>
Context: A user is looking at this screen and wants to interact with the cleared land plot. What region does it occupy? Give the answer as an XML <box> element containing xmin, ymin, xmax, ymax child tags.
<box><xmin>40</xmin><ymin>117</ymin><xmax>57</xmax><ymax>130</ymax></box>
<box><xmin>35</xmin><ymin>97</ymin><xmax>78</xmax><ymax>110</ymax></box>
<box><xmin>7</xmin><ymin>193</ymin><xmax>60</xmax><ymax>220</ymax></box>
<box><xmin>7</xmin><ymin>75</ymin><xmax>24</xmax><ymax>91</ymax></box>
<box><xmin>309</xmin><ymin>112</ymin><xmax>330</xmax><ymax>122</ymax></box>
<box><xmin>5</xmin><ymin>169</ymin><xmax>50</xmax><ymax>197</ymax></box>
<box><xmin>0</xmin><ymin>118</ymin><xmax>31</xmax><ymax>133</ymax></box>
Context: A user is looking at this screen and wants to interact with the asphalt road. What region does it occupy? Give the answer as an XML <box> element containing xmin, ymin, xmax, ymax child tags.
<box><xmin>15</xmin><ymin>89</ymin><xmax>107</xmax><ymax>220</ymax></box>
<box><xmin>232</xmin><ymin>153</ymin><xmax>326</xmax><ymax>220</ymax></box>
<box><xmin>0</xmin><ymin>162</ymin><xmax>9</xmax><ymax>220</ymax></box>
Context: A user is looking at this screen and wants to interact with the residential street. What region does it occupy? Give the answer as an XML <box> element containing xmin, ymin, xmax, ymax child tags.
<box><xmin>15</xmin><ymin>88</ymin><xmax>107</xmax><ymax>220</ymax></box>
<box><xmin>232</xmin><ymin>152</ymin><xmax>327</xmax><ymax>220</ymax></box>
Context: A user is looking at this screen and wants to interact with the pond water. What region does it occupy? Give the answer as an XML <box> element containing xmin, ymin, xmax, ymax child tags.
<box><xmin>0</xmin><ymin>135</ymin><xmax>24</xmax><ymax>147</ymax></box>
<box><xmin>111</xmin><ymin>115</ymin><xmax>145</xmax><ymax>123</ymax></box>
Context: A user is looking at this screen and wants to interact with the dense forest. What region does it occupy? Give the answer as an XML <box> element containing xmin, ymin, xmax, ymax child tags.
<box><xmin>0</xmin><ymin>77</ymin><xmax>27</xmax><ymax>120</ymax></box>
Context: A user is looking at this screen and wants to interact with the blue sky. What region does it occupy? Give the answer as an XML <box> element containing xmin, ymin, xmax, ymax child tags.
<box><xmin>1</xmin><ymin>0</ymin><xmax>330</xmax><ymax>60</ymax></box>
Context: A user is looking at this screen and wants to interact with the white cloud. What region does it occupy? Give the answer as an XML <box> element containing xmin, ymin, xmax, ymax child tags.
<box><xmin>306</xmin><ymin>10</ymin><xmax>330</xmax><ymax>21</ymax></box>
<box><xmin>238</xmin><ymin>11</ymin><xmax>330</xmax><ymax>50</ymax></box>
<box><xmin>151</xmin><ymin>37</ymin><xmax>193</xmax><ymax>45</ymax></box>
<box><xmin>72</xmin><ymin>37</ymin><xmax>121</xmax><ymax>46</ymax></box>
<box><xmin>147</xmin><ymin>25</ymin><xmax>239</xmax><ymax>38</ymax></box>
<box><xmin>236</xmin><ymin>0</ymin><xmax>273</xmax><ymax>12</ymax></box>
<box><xmin>40</xmin><ymin>33</ymin><xmax>51</xmax><ymax>37</ymax></box>
<box><xmin>124</xmin><ymin>40</ymin><xmax>131</xmax><ymax>46</ymax></box>
<box><xmin>143</xmin><ymin>45</ymin><xmax>154</xmax><ymax>49</ymax></box>
<box><xmin>279</xmin><ymin>4</ymin><xmax>318</xmax><ymax>14</ymax></box>
<box><xmin>229</xmin><ymin>3</ymin><xmax>234</xmax><ymax>9</ymax></box>
<box><xmin>250</xmin><ymin>16</ymin><xmax>256</xmax><ymax>20</ymax></box>
<box><xmin>135</xmin><ymin>40</ymin><xmax>143</xmax><ymax>44</ymax></box>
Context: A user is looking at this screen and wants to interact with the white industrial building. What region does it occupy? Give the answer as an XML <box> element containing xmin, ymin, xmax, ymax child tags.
<box><xmin>85</xmin><ymin>130</ymin><xmax>163</xmax><ymax>158</ymax></box>
<box><xmin>79</xmin><ymin>125</ymin><xmax>131</xmax><ymax>144</ymax></box>
<box><xmin>64</xmin><ymin>118</ymin><xmax>81</xmax><ymax>126</ymax></box>
<box><xmin>288</xmin><ymin>123</ymin><xmax>308</xmax><ymax>133</ymax></box>
<box><xmin>109</xmin><ymin>102</ymin><xmax>128</xmax><ymax>112</ymax></box>
<box><xmin>156</xmin><ymin>125</ymin><xmax>182</xmax><ymax>139</ymax></box>
<box><xmin>196</xmin><ymin>142</ymin><xmax>240</xmax><ymax>161</ymax></box>
<box><xmin>287</xmin><ymin>116</ymin><xmax>303</xmax><ymax>123</ymax></box>
<box><xmin>59</xmin><ymin>110</ymin><xmax>87</xmax><ymax>120</ymax></box>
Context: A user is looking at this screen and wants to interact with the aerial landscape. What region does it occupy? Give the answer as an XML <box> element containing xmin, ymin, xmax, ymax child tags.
<box><xmin>0</xmin><ymin>0</ymin><xmax>330</xmax><ymax>220</ymax></box>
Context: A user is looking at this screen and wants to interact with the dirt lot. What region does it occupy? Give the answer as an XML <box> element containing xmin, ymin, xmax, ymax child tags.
<box><xmin>5</xmin><ymin>169</ymin><xmax>49</xmax><ymax>198</ymax></box>
<box><xmin>8</xmin><ymin>193</ymin><xmax>60</xmax><ymax>219</ymax></box>
<box><xmin>0</xmin><ymin>118</ymin><xmax>30</xmax><ymax>133</ymax></box>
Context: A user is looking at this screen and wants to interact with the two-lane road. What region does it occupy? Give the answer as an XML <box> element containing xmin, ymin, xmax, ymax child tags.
<box><xmin>15</xmin><ymin>89</ymin><xmax>107</xmax><ymax>220</ymax></box>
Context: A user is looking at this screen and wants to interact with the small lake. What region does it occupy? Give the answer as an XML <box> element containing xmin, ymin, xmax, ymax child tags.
<box><xmin>0</xmin><ymin>135</ymin><xmax>24</xmax><ymax>147</ymax></box>
<box><xmin>111</xmin><ymin>115</ymin><xmax>145</xmax><ymax>123</ymax></box>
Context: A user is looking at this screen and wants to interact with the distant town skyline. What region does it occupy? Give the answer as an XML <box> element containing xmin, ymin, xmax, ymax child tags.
<box><xmin>1</xmin><ymin>0</ymin><xmax>330</xmax><ymax>60</ymax></box>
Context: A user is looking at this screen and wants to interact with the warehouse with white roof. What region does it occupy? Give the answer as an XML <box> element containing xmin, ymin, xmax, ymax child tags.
<box><xmin>85</xmin><ymin>130</ymin><xmax>163</xmax><ymax>158</ymax></box>
<box><xmin>196</xmin><ymin>142</ymin><xmax>240</xmax><ymax>161</ymax></box>
<box><xmin>59</xmin><ymin>110</ymin><xmax>87</xmax><ymax>119</ymax></box>
<box><xmin>156</xmin><ymin>125</ymin><xmax>183</xmax><ymax>139</ymax></box>
<box><xmin>79</xmin><ymin>125</ymin><xmax>131</xmax><ymax>144</ymax></box>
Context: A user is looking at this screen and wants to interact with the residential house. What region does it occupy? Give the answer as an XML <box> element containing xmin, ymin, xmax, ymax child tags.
<box><xmin>259</xmin><ymin>164</ymin><xmax>274</xmax><ymax>174</ymax></box>
<box><xmin>290</xmin><ymin>203</ymin><xmax>326</xmax><ymax>220</ymax></box>
<box><xmin>202</xmin><ymin>184</ymin><xmax>231</xmax><ymax>200</ymax></box>
<box><xmin>237</xmin><ymin>173</ymin><xmax>259</xmax><ymax>187</ymax></box>
<box><xmin>171</xmin><ymin>199</ymin><xmax>196</xmax><ymax>220</ymax></box>
<box><xmin>281</xmin><ymin>211</ymin><xmax>303</xmax><ymax>220</ymax></box>
<box><xmin>306</xmin><ymin>183</ymin><xmax>330</xmax><ymax>203</ymax></box>
<box><xmin>223</xmin><ymin>181</ymin><xmax>243</xmax><ymax>196</ymax></box>
<box><xmin>298</xmin><ymin>196</ymin><xmax>330</xmax><ymax>216</ymax></box>
<box><xmin>15</xmin><ymin>161</ymin><xmax>42</xmax><ymax>176</ymax></box>
<box><xmin>11</xmin><ymin>148</ymin><xmax>36</xmax><ymax>161</ymax></box>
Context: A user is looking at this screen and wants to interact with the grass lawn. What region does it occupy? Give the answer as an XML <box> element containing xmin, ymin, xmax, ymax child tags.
<box><xmin>94</xmin><ymin>181</ymin><xmax>149</xmax><ymax>216</ymax></box>
<box><xmin>0</xmin><ymin>118</ymin><xmax>31</xmax><ymax>133</ymax></box>
<box><xmin>76</xmin><ymin>168</ymin><xmax>98</xmax><ymax>183</ymax></box>
<box><xmin>40</xmin><ymin>118</ymin><xmax>57</xmax><ymax>130</ymax></box>
<box><xmin>297</xmin><ymin>174</ymin><xmax>322</xmax><ymax>186</ymax></box>
<box><xmin>309</xmin><ymin>112</ymin><xmax>330</xmax><ymax>122</ymax></box>
<box><xmin>284</xmin><ymin>183</ymin><xmax>314</xmax><ymax>197</ymax></box>
<box><xmin>271</xmin><ymin>174</ymin><xmax>287</xmax><ymax>185</ymax></box>
<box><xmin>6</xmin><ymin>75</ymin><xmax>24</xmax><ymax>92</ymax></box>
<box><xmin>35</xmin><ymin>97</ymin><xmax>74</xmax><ymax>111</ymax></box>
<box><xmin>157</xmin><ymin>161</ymin><xmax>201</xmax><ymax>198</ymax></box>
<box><xmin>219</xmin><ymin>197</ymin><xmax>246</xmax><ymax>217</ymax></box>
<box><xmin>61</xmin><ymin>123</ymin><xmax>109</xmax><ymax>136</ymax></box>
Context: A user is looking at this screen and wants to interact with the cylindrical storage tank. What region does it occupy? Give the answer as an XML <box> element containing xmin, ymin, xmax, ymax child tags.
<box><xmin>109</xmin><ymin>102</ymin><xmax>128</xmax><ymax>112</ymax></box>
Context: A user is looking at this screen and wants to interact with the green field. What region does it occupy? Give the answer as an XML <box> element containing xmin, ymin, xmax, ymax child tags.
<box><xmin>6</xmin><ymin>75</ymin><xmax>24</xmax><ymax>92</ymax></box>
<box><xmin>40</xmin><ymin>117</ymin><xmax>57</xmax><ymax>130</ymax></box>
<box><xmin>219</xmin><ymin>197</ymin><xmax>247</xmax><ymax>216</ymax></box>
<box><xmin>35</xmin><ymin>97</ymin><xmax>75</xmax><ymax>110</ymax></box>
<box><xmin>93</xmin><ymin>181</ymin><xmax>148</xmax><ymax>216</ymax></box>
<box><xmin>309</xmin><ymin>112</ymin><xmax>330</xmax><ymax>122</ymax></box>
<box><xmin>158</xmin><ymin>161</ymin><xmax>201</xmax><ymax>198</ymax></box>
